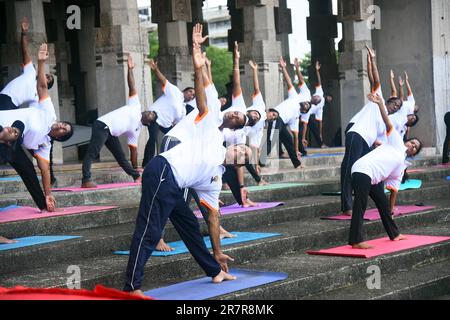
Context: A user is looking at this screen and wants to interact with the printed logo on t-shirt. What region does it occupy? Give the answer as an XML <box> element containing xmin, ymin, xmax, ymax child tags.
<box><xmin>210</xmin><ymin>176</ymin><xmax>219</xmax><ymax>184</ymax></box>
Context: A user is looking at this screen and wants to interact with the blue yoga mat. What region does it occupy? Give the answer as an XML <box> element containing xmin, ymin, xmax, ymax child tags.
<box><xmin>384</xmin><ymin>179</ymin><xmax>422</xmax><ymax>193</ymax></box>
<box><xmin>145</xmin><ymin>268</ymin><xmax>288</xmax><ymax>300</ymax></box>
<box><xmin>0</xmin><ymin>205</ymin><xmax>21</xmax><ymax>212</ymax></box>
<box><xmin>0</xmin><ymin>236</ymin><xmax>81</xmax><ymax>251</ymax></box>
<box><xmin>114</xmin><ymin>232</ymin><xmax>281</xmax><ymax>256</ymax></box>
<box><xmin>447</xmin><ymin>176</ymin><xmax>450</xmax><ymax>181</ymax></box>
<box><xmin>0</xmin><ymin>176</ymin><xmax>22</xmax><ymax>182</ymax></box>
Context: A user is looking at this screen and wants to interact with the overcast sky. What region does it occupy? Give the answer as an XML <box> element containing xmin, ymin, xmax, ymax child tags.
<box><xmin>137</xmin><ymin>0</ymin><xmax>341</xmax><ymax>61</ymax></box>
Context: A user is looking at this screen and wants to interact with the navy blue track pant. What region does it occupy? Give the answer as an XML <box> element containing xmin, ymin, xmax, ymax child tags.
<box><xmin>124</xmin><ymin>156</ymin><xmax>221</xmax><ymax>291</ymax></box>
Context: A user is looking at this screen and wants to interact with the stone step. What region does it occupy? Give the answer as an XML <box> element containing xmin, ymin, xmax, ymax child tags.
<box><xmin>0</xmin><ymin>199</ymin><xmax>448</xmax><ymax>289</ymax></box>
<box><xmin>303</xmin><ymin>259</ymin><xmax>450</xmax><ymax>300</ymax></box>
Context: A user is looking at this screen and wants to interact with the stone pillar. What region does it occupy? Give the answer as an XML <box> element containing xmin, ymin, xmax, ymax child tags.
<box><xmin>338</xmin><ymin>0</ymin><xmax>373</xmax><ymax>139</ymax></box>
<box><xmin>96</xmin><ymin>0</ymin><xmax>152</xmax><ymax>161</ymax></box>
<box><xmin>235</xmin><ymin>0</ymin><xmax>284</xmax><ymax>109</ymax></box>
<box><xmin>152</xmin><ymin>0</ymin><xmax>193</xmax><ymax>93</ymax></box>
<box><xmin>307</xmin><ymin>0</ymin><xmax>340</xmax><ymax>146</ymax></box>
<box><xmin>275</xmin><ymin>0</ymin><xmax>293</xmax><ymax>79</ymax></box>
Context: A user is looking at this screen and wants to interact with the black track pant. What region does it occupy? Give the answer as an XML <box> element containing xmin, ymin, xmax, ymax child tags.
<box><xmin>349</xmin><ymin>172</ymin><xmax>400</xmax><ymax>245</ymax></box>
<box><xmin>267</xmin><ymin>119</ymin><xmax>301</xmax><ymax>168</ymax></box>
<box><xmin>0</xmin><ymin>94</ymin><xmax>18</xmax><ymax>111</ymax></box>
<box><xmin>443</xmin><ymin>112</ymin><xmax>450</xmax><ymax>164</ymax></box>
<box><xmin>0</xmin><ymin>144</ymin><xmax>46</xmax><ymax>210</ymax></box>
<box><xmin>223</xmin><ymin>165</ymin><xmax>244</xmax><ymax>205</ymax></box>
<box><xmin>307</xmin><ymin>115</ymin><xmax>323</xmax><ymax>146</ymax></box>
<box><xmin>142</xmin><ymin>122</ymin><xmax>172</xmax><ymax>168</ymax></box>
<box><xmin>82</xmin><ymin>120</ymin><xmax>140</xmax><ymax>183</ymax></box>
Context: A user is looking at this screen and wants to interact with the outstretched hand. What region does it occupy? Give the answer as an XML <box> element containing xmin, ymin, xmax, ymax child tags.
<box><xmin>148</xmin><ymin>59</ymin><xmax>158</xmax><ymax>70</ymax></box>
<box><xmin>22</xmin><ymin>17</ymin><xmax>29</xmax><ymax>33</ymax></box>
<box><xmin>192</xmin><ymin>23</ymin><xmax>208</xmax><ymax>47</ymax></box>
<box><xmin>279</xmin><ymin>56</ymin><xmax>287</xmax><ymax>69</ymax></box>
<box><xmin>234</xmin><ymin>41</ymin><xmax>240</xmax><ymax>60</ymax></box>
<box><xmin>404</xmin><ymin>71</ymin><xmax>409</xmax><ymax>81</ymax></box>
<box><xmin>294</xmin><ymin>57</ymin><xmax>300</xmax><ymax>69</ymax></box>
<box><xmin>315</xmin><ymin>61</ymin><xmax>321</xmax><ymax>71</ymax></box>
<box><xmin>390</xmin><ymin>69</ymin><xmax>395</xmax><ymax>79</ymax></box>
<box><xmin>365</xmin><ymin>45</ymin><xmax>376</xmax><ymax>59</ymax></box>
<box><xmin>127</xmin><ymin>55</ymin><xmax>135</xmax><ymax>70</ymax></box>
<box><xmin>398</xmin><ymin>76</ymin><xmax>404</xmax><ymax>87</ymax></box>
<box><xmin>249</xmin><ymin>60</ymin><xmax>257</xmax><ymax>70</ymax></box>
<box><xmin>368</xmin><ymin>92</ymin><xmax>383</xmax><ymax>104</ymax></box>
<box><xmin>214</xmin><ymin>252</ymin><xmax>235</xmax><ymax>273</ymax></box>
<box><xmin>38</xmin><ymin>43</ymin><xmax>49</xmax><ymax>61</ymax></box>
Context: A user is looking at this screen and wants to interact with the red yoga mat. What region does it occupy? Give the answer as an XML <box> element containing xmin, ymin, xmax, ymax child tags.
<box><xmin>307</xmin><ymin>235</ymin><xmax>450</xmax><ymax>258</ymax></box>
<box><xmin>194</xmin><ymin>202</ymin><xmax>284</xmax><ymax>219</ymax></box>
<box><xmin>322</xmin><ymin>205</ymin><xmax>436</xmax><ymax>221</ymax></box>
<box><xmin>0</xmin><ymin>205</ymin><xmax>118</xmax><ymax>223</ymax></box>
<box><xmin>0</xmin><ymin>285</ymin><xmax>152</xmax><ymax>300</ymax></box>
<box><xmin>52</xmin><ymin>182</ymin><xmax>140</xmax><ymax>192</ymax></box>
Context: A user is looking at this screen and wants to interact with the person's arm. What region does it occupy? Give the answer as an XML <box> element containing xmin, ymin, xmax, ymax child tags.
<box><xmin>232</xmin><ymin>42</ymin><xmax>242</xmax><ymax>98</ymax></box>
<box><xmin>148</xmin><ymin>59</ymin><xmax>167</xmax><ymax>87</ymax></box>
<box><xmin>21</xmin><ymin>17</ymin><xmax>32</xmax><ymax>66</ymax></box>
<box><xmin>398</xmin><ymin>76</ymin><xmax>405</xmax><ymax>101</ymax></box>
<box><xmin>201</xmin><ymin>65</ymin><xmax>211</xmax><ymax>87</ymax></box>
<box><xmin>315</xmin><ymin>61</ymin><xmax>322</xmax><ymax>87</ymax></box>
<box><xmin>404</xmin><ymin>71</ymin><xmax>413</xmax><ymax>97</ymax></box>
<box><xmin>37</xmin><ymin>43</ymin><xmax>49</xmax><ymax>100</ymax></box>
<box><xmin>389</xmin><ymin>70</ymin><xmax>397</xmax><ymax>98</ymax></box>
<box><xmin>129</xmin><ymin>145</ymin><xmax>138</xmax><ymax>169</ymax></box>
<box><xmin>127</xmin><ymin>55</ymin><xmax>137</xmax><ymax>97</ymax></box>
<box><xmin>368</xmin><ymin>93</ymin><xmax>393</xmax><ymax>134</ymax></box>
<box><xmin>319</xmin><ymin>120</ymin><xmax>323</xmax><ymax>143</ymax></box>
<box><xmin>301</xmin><ymin>122</ymin><xmax>308</xmax><ymax>147</ymax></box>
<box><xmin>36</xmin><ymin>156</ymin><xmax>56</xmax><ymax>212</ymax></box>
<box><xmin>366</xmin><ymin>45</ymin><xmax>381</xmax><ymax>92</ymax></box>
<box><xmin>294</xmin><ymin>58</ymin><xmax>305</xmax><ymax>86</ymax></box>
<box><xmin>280</xmin><ymin>57</ymin><xmax>294</xmax><ymax>90</ymax></box>
<box><xmin>249</xmin><ymin>60</ymin><xmax>260</xmax><ymax>96</ymax></box>
<box><xmin>192</xmin><ymin>24</ymin><xmax>208</xmax><ymax>118</ymax></box>
<box><xmin>367</xmin><ymin>52</ymin><xmax>374</xmax><ymax>89</ymax></box>
<box><xmin>292</xmin><ymin>129</ymin><xmax>300</xmax><ymax>157</ymax></box>
<box><xmin>206</xmin><ymin>58</ymin><xmax>213</xmax><ymax>84</ymax></box>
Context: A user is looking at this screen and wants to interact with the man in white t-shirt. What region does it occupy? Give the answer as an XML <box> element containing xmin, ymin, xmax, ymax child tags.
<box><xmin>142</xmin><ymin>60</ymin><xmax>196</xmax><ymax>167</ymax></box>
<box><xmin>340</xmin><ymin>46</ymin><xmax>403</xmax><ymax>217</ymax></box>
<box><xmin>0</xmin><ymin>18</ymin><xmax>54</xmax><ymax>111</ymax></box>
<box><xmin>124</xmin><ymin>25</ymin><xmax>241</xmax><ymax>295</ymax></box>
<box><xmin>349</xmin><ymin>92</ymin><xmax>422</xmax><ymax>249</ymax></box>
<box><xmin>81</xmin><ymin>56</ymin><xmax>155</xmax><ymax>188</ymax></box>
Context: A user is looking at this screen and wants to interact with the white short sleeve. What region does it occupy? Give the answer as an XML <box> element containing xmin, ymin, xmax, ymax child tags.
<box><xmin>298</xmin><ymin>83</ymin><xmax>311</xmax><ymax>103</ymax></box>
<box><xmin>127</xmin><ymin>95</ymin><xmax>141</xmax><ymax>107</ymax></box>
<box><xmin>23</xmin><ymin>62</ymin><xmax>36</xmax><ymax>76</ymax></box>
<box><xmin>288</xmin><ymin>87</ymin><xmax>298</xmax><ymax>100</ymax></box>
<box><xmin>34</xmin><ymin>144</ymin><xmax>51</xmax><ymax>162</ymax></box>
<box><xmin>196</xmin><ymin>183</ymin><xmax>222</xmax><ymax>211</ymax></box>
<box><xmin>300</xmin><ymin>110</ymin><xmax>311</xmax><ymax>124</ymax></box>
<box><xmin>232</xmin><ymin>94</ymin><xmax>247</xmax><ymax>113</ymax></box>
<box><xmin>385</xmin><ymin>176</ymin><xmax>402</xmax><ymax>192</ymax></box>
<box><xmin>252</xmin><ymin>93</ymin><xmax>265</xmax><ymax>109</ymax></box>
<box><xmin>125</xmin><ymin>129</ymin><xmax>140</xmax><ymax>147</ymax></box>
<box><xmin>248</xmin><ymin>128</ymin><xmax>264</xmax><ymax>148</ymax></box>
<box><xmin>387</xmin><ymin>128</ymin><xmax>405</xmax><ymax>150</ymax></box>
<box><xmin>287</xmin><ymin>117</ymin><xmax>299</xmax><ymax>132</ymax></box>
<box><xmin>313</xmin><ymin>85</ymin><xmax>324</xmax><ymax>97</ymax></box>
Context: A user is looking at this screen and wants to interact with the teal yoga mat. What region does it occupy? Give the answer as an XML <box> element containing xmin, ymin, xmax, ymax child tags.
<box><xmin>0</xmin><ymin>176</ymin><xmax>22</xmax><ymax>182</ymax></box>
<box><xmin>0</xmin><ymin>236</ymin><xmax>81</xmax><ymax>251</ymax></box>
<box><xmin>145</xmin><ymin>268</ymin><xmax>288</xmax><ymax>300</ymax></box>
<box><xmin>384</xmin><ymin>179</ymin><xmax>422</xmax><ymax>193</ymax></box>
<box><xmin>114</xmin><ymin>232</ymin><xmax>281</xmax><ymax>256</ymax></box>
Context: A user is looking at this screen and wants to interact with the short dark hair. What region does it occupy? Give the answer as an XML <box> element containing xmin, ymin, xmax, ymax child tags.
<box><xmin>406</xmin><ymin>137</ymin><xmax>423</xmax><ymax>156</ymax></box>
<box><xmin>52</xmin><ymin>122</ymin><xmax>74</xmax><ymax>142</ymax></box>
<box><xmin>407</xmin><ymin>114</ymin><xmax>419</xmax><ymax>127</ymax></box>
<box><xmin>387</xmin><ymin>97</ymin><xmax>403</xmax><ymax>109</ymax></box>
<box><xmin>183</xmin><ymin>87</ymin><xmax>195</xmax><ymax>93</ymax></box>
<box><xmin>47</xmin><ymin>75</ymin><xmax>55</xmax><ymax>90</ymax></box>
<box><xmin>300</xmin><ymin>102</ymin><xmax>311</xmax><ymax>114</ymax></box>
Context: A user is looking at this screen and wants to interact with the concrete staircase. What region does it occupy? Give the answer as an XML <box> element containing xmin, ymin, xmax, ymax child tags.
<box><xmin>0</xmin><ymin>149</ymin><xmax>449</xmax><ymax>300</ymax></box>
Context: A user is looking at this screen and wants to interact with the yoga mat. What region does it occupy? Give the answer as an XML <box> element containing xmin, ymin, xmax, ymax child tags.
<box><xmin>306</xmin><ymin>235</ymin><xmax>450</xmax><ymax>258</ymax></box>
<box><xmin>407</xmin><ymin>169</ymin><xmax>425</xmax><ymax>173</ymax></box>
<box><xmin>323</xmin><ymin>180</ymin><xmax>422</xmax><ymax>197</ymax></box>
<box><xmin>0</xmin><ymin>205</ymin><xmax>21</xmax><ymax>212</ymax></box>
<box><xmin>447</xmin><ymin>176</ymin><xmax>450</xmax><ymax>181</ymax></box>
<box><xmin>145</xmin><ymin>268</ymin><xmax>288</xmax><ymax>300</ymax></box>
<box><xmin>322</xmin><ymin>205</ymin><xmax>436</xmax><ymax>221</ymax></box>
<box><xmin>0</xmin><ymin>205</ymin><xmax>118</xmax><ymax>223</ymax></box>
<box><xmin>52</xmin><ymin>182</ymin><xmax>140</xmax><ymax>192</ymax></box>
<box><xmin>0</xmin><ymin>176</ymin><xmax>22</xmax><ymax>182</ymax></box>
<box><xmin>114</xmin><ymin>232</ymin><xmax>281</xmax><ymax>256</ymax></box>
<box><xmin>222</xmin><ymin>183</ymin><xmax>306</xmax><ymax>193</ymax></box>
<box><xmin>304</xmin><ymin>153</ymin><xmax>344</xmax><ymax>158</ymax></box>
<box><xmin>194</xmin><ymin>202</ymin><xmax>284</xmax><ymax>218</ymax></box>
<box><xmin>322</xmin><ymin>191</ymin><xmax>341</xmax><ymax>196</ymax></box>
<box><xmin>0</xmin><ymin>236</ymin><xmax>81</xmax><ymax>251</ymax></box>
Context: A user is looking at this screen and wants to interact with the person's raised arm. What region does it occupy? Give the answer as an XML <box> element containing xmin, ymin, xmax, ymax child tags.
<box><xmin>232</xmin><ymin>42</ymin><xmax>242</xmax><ymax>98</ymax></box>
<box><xmin>367</xmin><ymin>52</ymin><xmax>374</xmax><ymax>89</ymax></box>
<box><xmin>206</xmin><ymin>57</ymin><xmax>213</xmax><ymax>85</ymax></box>
<box><xmin>368</xmin><ymin>93</ymin><xmax>393</xmax><ymax>134</ymax></box>
<box><xmin>389</xmin><ymin>70</ymin><xmax>397</xmax><ymax>98</ymax></box>
<box><xmin>21</xmin><ymin>17</ymin><xmax>32</xmax><ymax>66</ymax></box>
<box><xmin>148</xmin><ymin>59</ymin><xmax>167</xmax><ymax>86</ymax></box>
<box><xmin>315</xmin><ymin>61</ymin><xmax>322</xmax><ymax>87</ymax></box>
<box><xmin>398</xmin><ymin>76</ymin><xmax>405</xmax><ymax>101</ymax></box>
<box><xmin>280</xmin><ymin>57</ymin><xmax>294</xmax><ymax>90</ymax></box>
<box><xmin>36</xmin><ymin>156</ymin><xmax>56</xmax><ymax>212</ymax></box>
<box><xmin>37</xmin><ymin>43</ymin><xmax>49</xmax><ymax>100</ymax></box>
<box><xmin>404</xmin><ymin>71</ymin><xmax>413</xmax><ymax>97</ymax></box>
<box><xmin>294</xmin><ymin>58</ymin><xmax>305</xmax><ymax>87</ymax></box>
<box><xmin>366</xmin><ymin>45</ymin><xmax>380</xmax><ymax>92</ymax></box>
<box><xmin>127</xmin><ymin>55</ymin><xmax>137</xmax><ymax>97</ymax></box>
<box><xmin>192</xmin><ymin>23</ymin><xmax>208</xmax><ymax>118</ymax></box>
<box><xmin>249</xmin><ymin>60</ymin><xmax>260</xmax><ymax>96</ymax></box>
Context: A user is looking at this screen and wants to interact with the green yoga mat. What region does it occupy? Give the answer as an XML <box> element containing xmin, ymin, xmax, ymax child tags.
<box><xmin>222</xmin><ymin>183</ymin><xmax>307</xmax><ymax>193</ymax></box>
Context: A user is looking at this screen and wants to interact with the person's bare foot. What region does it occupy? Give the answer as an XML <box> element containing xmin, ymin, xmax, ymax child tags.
<box><xmin>258</xmin><ymin>179</ymin><xmax>269</xmax><ymax>186</ymax></box>
<box><xmin>212</xmin><ymin>270</ymin><xmax>237</xmax><ymax>283</ymax></box>
<box><xmin>352</xmin><ymin>242</ymin><xmax>373</xmax><ymax>249</ymax></box>
<box><xmin>280</xmin><ymin>152</ymin><xmax>289</xmax><ymax>159</ymax></box>
<box><xmin>343</xmin><ymin>210</ymin><xmax>352</xmax><ymax>217</ymax></box>
<box><xmin>81</xmin><ymin>181</ymin><xmax>97</xmax><ymax>189</ymax></box>
<box><xmin>0</xmin><ymin>236</ymin><xmax>17</xmax><ymax>244</ymax></box>
<box><xmin>155</xmin><ymin>239</ymin><xmax>174</xmax><ymax>252</ymax></box>
<box><xmin>242</xmin><ymin>199</ymin><xmax>257</xmax><ymax>208</ymax></box>
<box><xmin>321</xmin><ymin>144</ymin><xmax>328</xmax><ymax>149</ymax></box>
<box><xmin>129</xmin><ymin>290</ymin><xmax>146</xmax><ymax>298</ymax></box>
<box><xmin>393</xmin><ymin>234</ymin><xmax>407</xmax><ymax>241</ymax></box>
<box><xmin>220</xmin><ymin>227</ymin><xmax>236</xmax><ymax>240</ymax></box>
<box><xmin>134</xmin><ymin>176</ymin><xmax>142</xmax><ymax>184</ymax></box>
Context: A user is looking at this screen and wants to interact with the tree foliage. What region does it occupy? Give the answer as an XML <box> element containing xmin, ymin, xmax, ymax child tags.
<box><xmin>205</xmin><ymin>46</ymin><xmax>233</xmax><ymax>98</ymax></box>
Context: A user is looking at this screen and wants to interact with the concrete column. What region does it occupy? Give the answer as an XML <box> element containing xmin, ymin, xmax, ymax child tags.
<box><xmin>152</xmin><ymin>0</ymin><xmax>194</xmax><ymax>93</ymax></box>
<box><xmin>235</xmin><ymin>0</ymin><xmax>284</xmax><ymax>109</ymax></box>
<box><xmin>96</xmin><ymin>0</ymin><xmax>152</xmax><ymax>161</ymax></box>
<box><xmin>338</xmin><ymin>0</ymin><xmax>373</xmax><ymax>139</ymax></box>
<box><xmin>307</xmin><ymin>0</ymin><xmax>340</xmax><ymax>146</ymax></box>
<box><xmin>275</xmin><ymin>0</ymin><xmax>293</xmax><ymax>79</ymax></box>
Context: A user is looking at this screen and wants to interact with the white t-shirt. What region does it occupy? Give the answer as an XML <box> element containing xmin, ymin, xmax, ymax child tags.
<box><xmin>161</xmin><ymin>88</ymin><xmax>226</xmax><ymax>210</ymax></box>
<box><xmin>274</xmin><ymin>87</ymin><xmax>300</xmax><ymax>132</ymax></box>
<box><xmin>97</xmin><ymin>95</ymin><xmax>143</xmax><ymax>147</ymax></box>
<box><xmin>352</xmin><ymin>128</ymin><xmax>409</xmax><ymax>191</ymax></box>
<box><xmin>298</xmin><ymin>83</ymin><xmax>311</xmax><ymax>103</ymax></box>
<box><xmin>301</xmin><ymin>86</ymin><xmax>325</xmax><ymax>124</ymax></box>
<box><xmin>149</xmin><ymin>81</ymin><xmax>185</xmax><ymax>128</ymax></box>
<box><xmin>167</xmin><ymin>84</ymin><xmax>222</xmax><ymax>143</ymax></box>
<box><xmin>389</xmin><ymin>95</ymin><xmax>415</xmax><ymax>138</ymax></box>
<box><xmin>1</xmin><ymin>62</ymin><xmax>38</xmax><ymax>107</ymax></box>
<box><xmin>247</xmin><ymin>93</ymin><xmax>267</xmax><ymax>147</ymax></box>
<box><xmin>0</xmin><ymin>97</ymin><xmax>56</xmax><ymax>160</ymax></box>
<box><xmin>348</xmin><ymin>86</ymin><xmax>388</xmax><ymax>147</ymax></box>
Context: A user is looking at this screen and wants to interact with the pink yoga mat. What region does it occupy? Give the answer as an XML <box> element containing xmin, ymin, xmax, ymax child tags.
<box><xmin>194</xmin><ymin>202</ymin><xmax>284</xmax><ymax>219</ymax></box>
<box><xmin>52</xmin><ymin>182</ymin><xmax>140</xmax><ymax>192</ymax></box>
<box><xmin>434</xmin><ymin>164</ymin><xmax>450</xmax><ymax>169</ymax></box>
<box><xmin>322</xmin><ymin>205</ymin><xmax>436</xmax><ymax>221</ymax></box>
<box><xmin>0</xmin><ymin>205</ymin><xmax>118</xmax><ymax>223</ymax></box>
<box><xmin>307</xmin><ymin>235</ymin><xmax>450</xmax><ymax>258</ymax></box>
<box><xmin>407</xmin><ymin>169</ymin><xmax>425</xmax><ymax>173</ymax></box>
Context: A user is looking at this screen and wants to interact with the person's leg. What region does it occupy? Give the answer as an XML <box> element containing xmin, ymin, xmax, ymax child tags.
<box><xmin>349</xmin><ymin>172</ymin><xmax>372</xmax><ymax>246</ymax></box>
<box><xmin>245</xmin><ymin>163</ymin><xmax>261</xmax><ymax>183</ymax></box>
<box><xmin>0</xmin><ymin>94</ymin><xmax>19</xmax><ymax>111</ymax></box>
<box><xmin>279</xmin><ymin>122</ymin><xmax>301</xmax><ymax>168</ymax></box>
<box><xmin>223</xmin><ymin>165</ymin><xmax>243</xmax><ymax>205</ymax></box>
<box><xmin>308</xmin><ymin>118</ymin><xmax>323</xmax><ymax>146</ymax></box>
<box><xmin>443</xmin><ymin>112</ymin><xmax>450</xmax><ymax>164</ymax></box>
<box><xmin>169</xmin><ymin>199</ymin><xmax>221</xmax><ymax>278</ymax></box>
<box><xmin>369</xmin><ymin>182</ymin><xmax>400</xmax><ymax>240</ymax></box>
<box><xmin>124</xmin><ymin>156</ymin><xmax>177</xmax><ymax>292</ymax></box>
<box><xmin>82</xmin><ymin>121</ymin><xmax>110</xmax><ymax>184</ymax></box>
<box><xmin>9</xmin><ymin>147</ymin><xmax>47</xmax><ymax>210</ymax></box>
<box><xmin>142</xmin><ymin>122</ymin><xmax>159</xmax><ymax>168</ymax></box>
<box><xmin>104</xmin><ymin>135</ymin><xmax>140</xmax><ymax>180</ymax></box>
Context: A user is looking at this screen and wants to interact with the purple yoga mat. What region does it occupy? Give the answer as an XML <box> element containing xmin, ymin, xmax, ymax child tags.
<box><xmin>52</xmin><ymin>182</ymin><xmax>140</xmax><ymax>192</ymax></box>
<box><xmin>322</xmin><ymin>205</ymin><xmax>436</xmax><ymax>221</ymax></box>
<box><xmin>194</xmin><ymin>202</ymin><xmax>284</xmax><ymax>219</ymax></box>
